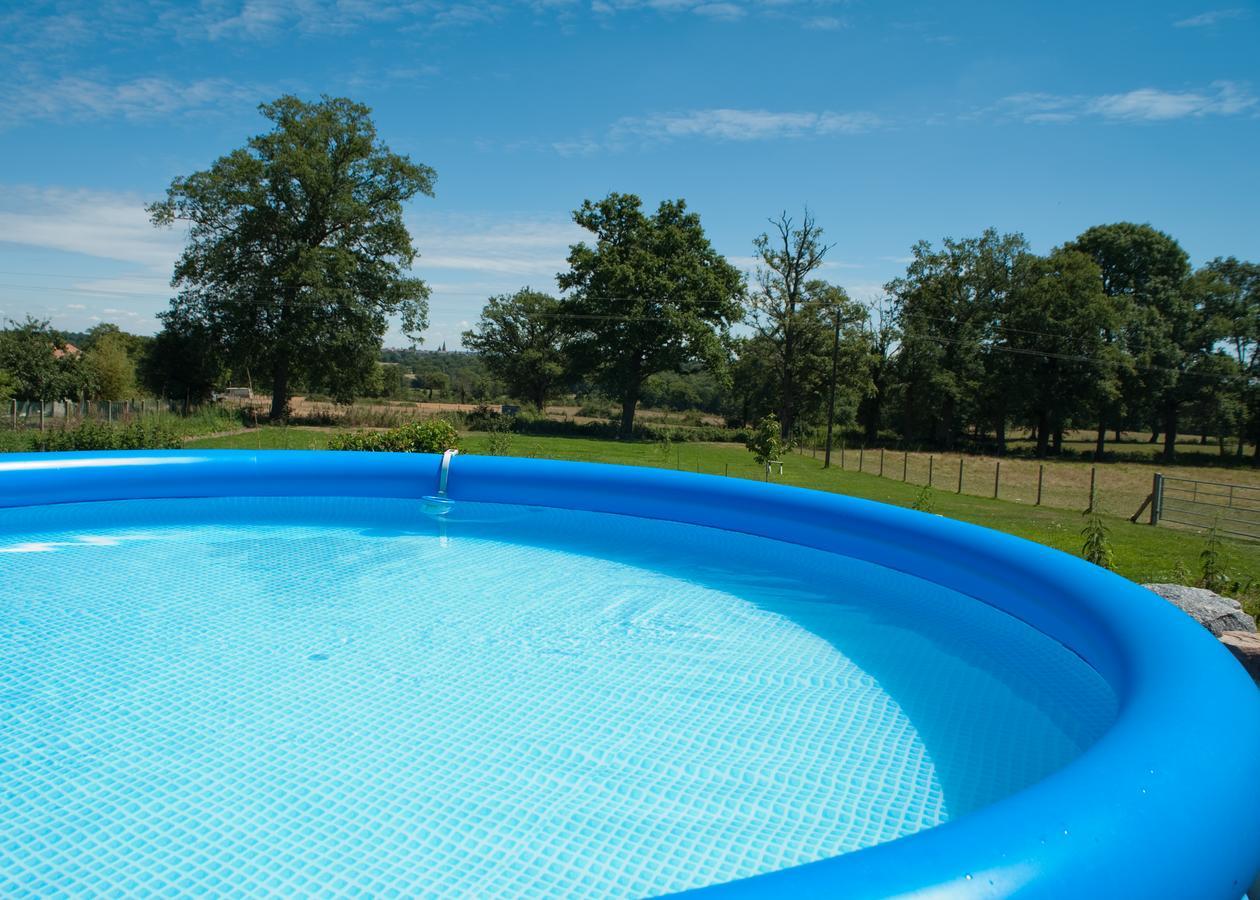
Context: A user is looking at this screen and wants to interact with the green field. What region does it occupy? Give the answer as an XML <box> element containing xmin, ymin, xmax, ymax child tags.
<box><xmin>184</xmin><ymin>426</ymin><xmax>1260</xmax><ymax>595</ymax></box>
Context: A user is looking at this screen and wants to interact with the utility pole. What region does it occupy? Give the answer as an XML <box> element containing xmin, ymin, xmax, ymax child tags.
<box><xmin>823</xmin><ymin>304</ymin><xmax>841</xmax><ymax>468</ymax></box>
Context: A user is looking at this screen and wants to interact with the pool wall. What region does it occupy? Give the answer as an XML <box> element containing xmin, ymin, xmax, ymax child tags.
<box><xmin>2</xmin><ymin>450</ymin><xmax>1258</xmax><ymax>899</ymax></box>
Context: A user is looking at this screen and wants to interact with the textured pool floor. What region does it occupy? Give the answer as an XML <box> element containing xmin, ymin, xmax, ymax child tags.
<box><xmin>0</xmin><ymin>498</ymin><xmax>1117</xmax><ymax>897</ymax></box>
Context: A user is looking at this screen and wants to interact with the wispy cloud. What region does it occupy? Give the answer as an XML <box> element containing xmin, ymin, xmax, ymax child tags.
<box><xmin>2</xmin><ymin>0</ymin><xmax>849</xmax><ymax>51</ymax></box>
<box><xmin>0</xmin><ymin>74</ymin><xmax>264</xmax><ymax>128</ymax></box>
<box><xmin>805</xmin><ymin>16</ymin><xmax>846</xmax><ymax>30</ymax></box>
<box><xmin>1173</xmin><ymin>7</ymin><xmax>1248</xmax><ymax>26</ymax></box>
<box><xmin>993</xmin><ymin>81</ymin><xmax>1256</xmax><ymax>123</ymax></box>
<box><xmin>612</xmin><ymin>108</ymin><xmax>882</xmax><ymax>142</ymax></box>
<box><xmin>0</xmin><ymin>186</ymin><xmax>183</xmax><ymax>270</ymax></box>
<box><xmin>409</xmin><ymin>216</ymin><xmax>586</xmax><ymax>278</ymax></box>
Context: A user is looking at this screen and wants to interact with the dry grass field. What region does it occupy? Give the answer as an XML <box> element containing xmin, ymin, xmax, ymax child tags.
<box><xmin>821</xmin><ymin>432</ymin><xmax>1260</xmax><ymax>522</ymax></box>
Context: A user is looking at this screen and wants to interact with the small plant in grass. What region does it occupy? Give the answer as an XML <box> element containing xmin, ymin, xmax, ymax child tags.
<box><xmin>1171</xmin><ymin>559</ymin><xmax>1192</xmax><ymax>584</ymax></box>
<box><xmin>656</xmin><ymin>434</ymin><xmax>674</xmax><ymax>460</ymax></box>
<box><xmin>911</xmin><ymin>484</ymin><xmax>935</xmax><ymax>513</ymax></box>
<box><xmin>1080</xmin><ymin>506</ymin><xmax>1115</xmax><ymax>571</ymax></box>
<box><xmin>745</xmin><ymin>415</ymin><xmax>785</xmax><ymax>468</ymax></box>
<box><xmin>1199</xmin><ymin>523</ymin><xmax>1229</xmax><ymax>593</ymax></box>
<box><xmin>485</xmin><ymin>423</ymin><xmax>514</xmax><ymax>456</ymax></box>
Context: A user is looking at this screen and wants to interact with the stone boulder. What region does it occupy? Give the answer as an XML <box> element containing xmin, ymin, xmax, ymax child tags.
<box><xmin>1218</xmin><ymin>631</ymin><xmax>1260</xmax><ymax>686</ymax></box>
<box><xmin>1142</xmin><ymin>583</ymin><xmax>1257</xmax><ymax>636</ymax></box>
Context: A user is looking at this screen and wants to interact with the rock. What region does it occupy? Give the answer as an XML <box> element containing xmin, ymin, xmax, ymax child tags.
<box><xmin>1218</xmin><ymin>631</ymin><xmax>1260</xmax><ymax>686</ymax></box>
<box><xmin>1142</xmin><ymin>583</ymin><xmax>1257</xmax><ymax>636</ymax></box>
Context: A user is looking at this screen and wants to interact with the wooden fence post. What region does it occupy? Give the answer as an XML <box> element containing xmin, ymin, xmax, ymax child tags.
<box><xmin>1036</xmin><ymin>464</ymin><xmax>1044</xmax><ymax>506</ymax></box>
<box><xmin>1089</xmin><ymin>466</ymin><xmax>1097</xmax><ymax>511</ymax></box>
<box><xmin>957</xmin><ymin>457</ymin><xmax>964</xmax><ymax>493</ymax></box>
<box><xmin>928</xmin><ymin>455</ymin><xmax>934</xmax><ymax>487</ymax></box>
<box><xmin>994</xmin><ymin>461</ymin><xmax>1001</xmax><ymax>499</ymax></box>
<box><xmin>859</xmin><ymin>445</ymin><xmax>864</xmax><ymax>473</ymax></box>
<box><xmin>902</xmin><ymin>451</ymin><xmax>908</xmax><ymax>482</ymax></box>
<box><xmin>879</xmin><ymin>448</ymin><xmax>885</xmax><ymax>477</ymax></box>
<box><xmin>1151</xmin><ymin>473</ymin><xmax>1163</xmax><ymax>526</ymax></box>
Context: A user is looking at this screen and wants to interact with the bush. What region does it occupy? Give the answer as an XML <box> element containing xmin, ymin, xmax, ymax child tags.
<box><xmin>32</xmin><ymin>419</ymin><xmax>182</xmax><ymax>451</ymax></box>
<box><xmin>327</xmin><ymin>419</ymin><xmax>459</xmax><ymax>453</ymax></box>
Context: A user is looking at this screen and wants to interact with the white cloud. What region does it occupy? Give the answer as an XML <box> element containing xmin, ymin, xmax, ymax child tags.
<box><xmin>1087</xmin><ymin>82</ymin><xmax>1255</xmax><ymax>120</ymax></box>
<box><xmin>805</xmin><ymin>15</ymin><xmax>845</xmax><ymax>30</ymax></box>
<box><xmin>993</xmin><ymin>81</ymin><xmax>1256</xmax><ymax>123</ymax></box>
<box><xmin>0</xmin><ymin>186</ymin><xmax>183</xmax><ymax>270</ymax></box>
<box><xmin>1174</xmin><ymin>8</ymin><xmax>1248</xmax><ymax>26</ymax></box>
<box><xmin>410</xmin><ymin>216</ymin><xmax>586</xmax><ymax>278</ymax></box>
<box><xmin>692</xmin><ymin>3</ymin><xmax>745</xmax><ymax>19</ymax></box>
<box><xmin>613</xmin><ymin>108</ymin><xmax>881</xmax><ymax>141</ymax></box>
<box><xmin>0</xmin><ymin>74</ymin><xmax>263</xmax><ymax>127</ymax></box>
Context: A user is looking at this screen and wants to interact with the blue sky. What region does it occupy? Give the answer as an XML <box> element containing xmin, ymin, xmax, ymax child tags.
<box><xmin>0</xmin><ymin>1</ymin><xmax>1256</xmax><ymax>348</ymax></box>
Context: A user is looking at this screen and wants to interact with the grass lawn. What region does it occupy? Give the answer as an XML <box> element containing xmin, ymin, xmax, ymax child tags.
<box><xmin>185</xmin><ymin>426</ymin><xmax>1260</xmax><ymax>594</ymax></box>
<box><xmin>187</xmin><ymin>426</ymin><xmax>336</xmax><ymax>450</ymax></box>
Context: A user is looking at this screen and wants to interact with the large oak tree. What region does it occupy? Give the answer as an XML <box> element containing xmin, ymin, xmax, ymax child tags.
<box><xmin>149</xmin><ymin>95</ymin><xmax>434</xmax><ymax>420</ymax></box>
<box><xmin>557</xmin><ymin>193</ymin><xmax>743</xmax><ymax>437</ymax></box>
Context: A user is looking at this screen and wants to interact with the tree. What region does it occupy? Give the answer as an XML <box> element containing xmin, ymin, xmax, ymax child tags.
<box><xmin>749</xmin><ymin>210</ymin><xmax>832</xmax><ymax>439</ymax></box>
<box><xmin>557</xmin><ymin>193</ymin><xmax>743</xmax><ymax>437</ymax></box>
<box><xmin>83</xmin><ymin>329</ymin><xmax>138</xmax><ymax>400</ymax></box>
<box><xmin>1202</xmin><ymin>257</ymin><xmax>1260</xmax><ymax>456</ymax></box>
<box><xmin>887</xmin><ymin>230</ymin><xmax>1028</xmax><ymax>449</ymax></box>
<box><xmin>746</xmin><ymin>414</ymin><xmax>786</xmax><ymax>468</ymax></box>
<box><xmin>1002</xmin><ymin>248</ymin><xmax>1115</xmax><ymax>458</ymax></box>
<box><xmin>0</xmin><ymin>317</ymin><xmax>84</xmax><ymax>403</ymax></box>
<box><xmin>139</xmin><ymin>313</ymin><xmax>225</xmax><ymax>407</ymax></box>
<box><xmin>856</xmin><ymin>298</ymin><xmax>899</xmax><ymax>444</ymax></box>
<box><xmin>1067</xmin><ymin>223</ymin><xmax>1192</xmax><ymax>459</ymax></box>
<box><xmin>462</xmin><ymin>288</ymin><xmax>566</xmax><ymax>410</ymax></box>
<box><xmin>417</xmin><ymin>371</ymin><xmax>449</xmax><ymax>401</ymax></box>
<box><xmin>149</xmin><ymin>95</ymin><xmax>434</xmax><ymax>421</ymax></box>
<box><xmin>745</xmin><ymin>279</ymin><xmax>869</xmax><ymax>442</ymax></box>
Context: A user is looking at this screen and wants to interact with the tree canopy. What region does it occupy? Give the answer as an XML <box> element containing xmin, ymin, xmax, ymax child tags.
<box><xmin>149</xmin><ymin>94</ymin><xmax>435</xmax><ymax>420</ymax></box>
<box><xmin>462</xmin><ymin>288</ymin><xmax>566</xmax><ymax>410</ymax></box>
<box><xmin>557</xmin><ymin>193</ymin><xmax>744</xmax><ymax>437</ymax></box>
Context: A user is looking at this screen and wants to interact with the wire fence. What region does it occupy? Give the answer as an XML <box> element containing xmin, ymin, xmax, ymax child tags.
<box><xmin>4</xmin><ymin>398</ymin><xmax>179</xmax><ymax>430</ymax></box>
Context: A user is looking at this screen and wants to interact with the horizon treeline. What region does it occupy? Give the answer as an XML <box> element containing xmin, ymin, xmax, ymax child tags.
<box><xmin>3</xmin><ymin>206</ymin><xmax>1257</xmax><ymax>464</ymax></box>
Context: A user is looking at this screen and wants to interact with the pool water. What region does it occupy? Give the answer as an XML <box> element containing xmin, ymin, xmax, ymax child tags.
<box><xmin>0</xmin><ymin>497</ymin><xmax>1117</xmax><ymax>897</ymax></box>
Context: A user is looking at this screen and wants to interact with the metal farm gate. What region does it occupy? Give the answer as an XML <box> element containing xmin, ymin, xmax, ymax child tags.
<box><xmin>1150</xmin><ymin>473</ymin><xmax>1260</xmax><ymax>542</ymax></box>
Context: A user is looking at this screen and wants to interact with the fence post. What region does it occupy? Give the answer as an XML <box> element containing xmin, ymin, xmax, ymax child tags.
<box><xmin>1036</xmin><ymin>464</ymin><xmax>1044</xmax><ymax>506</ymax></box>
<box><xmin>107</xmin><ymin>402</ymin><xmax>113</xmax><ymax>424</ymax></box>
<box><xmin>859</xmin><ymin>445</ymin><xmax>864</xmax><ymax>473</ymax></box>
<box><xmin>9</xmin><ymin>399</ymin><xmax>14</xmax><ymax>429</ymax></box>
<box><xmin>724</xmin><ymin>463</ymin><xmax>729</xmax><ymax>477</ymax></box>
<box><xmin>994</xmin><ymin>461</ymin><xmax>1001</xmax><ymax>499</ymax></box>
<box><xmin>902</xmin><ymin>451</ymin><xmax>908</xmax><ymax>482</ymax></box>
<box><xmin>841</xmin><ymin>441</ymin><xmax>846</xmax><ymax>469</ymax></box>
<box><xmin>928</xmin><ymin>455</ymin><xmax>934</xmax><ymax>487</ymax></box>
<box><xmin>1089</xmin><ymin>466</ymin><xmax>1097</xmax><ymax>511</ymax></box>
<box><xmin>1151</xmin><ymin>473</ymin><xmax>1163</xmax><ymax>526</ymax></box>
<box><xmin>957</xmin><ymin>457</ymin><xmax>964</xmax><ymax>493</ymax></box>
<box><xmin>879</xmin><ymin>448</ymin><xmax>885</xmax><ymax>477</ymax></box>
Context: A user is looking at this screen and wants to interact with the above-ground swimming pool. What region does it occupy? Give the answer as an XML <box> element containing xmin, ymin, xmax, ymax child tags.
<box><xmin>2</xmin><ymin>451</ymin><xmax>1258</xmax><ymax>898</ymax></box>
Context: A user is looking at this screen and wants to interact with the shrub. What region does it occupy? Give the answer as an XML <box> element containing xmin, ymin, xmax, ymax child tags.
<box><xmin>911</xmin><ymin>484</ymin><xmax>935</xmax><ymax>513</ymax></box>
<box><xmin>1199</xmin><ymin>524</ymin><xmax>1228</xmax><ymax>592</ymax></box>
<box><xmin>1080</xmin><ymin>507</ymin><xmax>1116</xmax><ymax>571</ymax></box>
<box><xmin>32</xmin><ymin>419</ymin><xmax>181</xmax><ymax>451</ymax></box>
<box><xmin>327</xmin><ymin>419</ymin><xmax>459</xmax><ymax>453</ymax></box>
